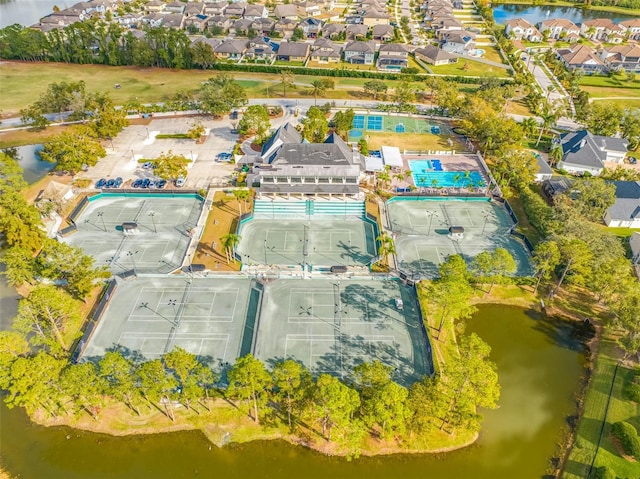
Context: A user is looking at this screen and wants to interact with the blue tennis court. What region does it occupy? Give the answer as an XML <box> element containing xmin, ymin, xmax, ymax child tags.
<box><xmin>367</xmin><ymin>115</ymin><xmax>383</xmax><ymax>131</ymax></box>
<box><xmin>353</xmin><ymin>115</ymin><xmax>365</xmax><ymax>129</ymax></box>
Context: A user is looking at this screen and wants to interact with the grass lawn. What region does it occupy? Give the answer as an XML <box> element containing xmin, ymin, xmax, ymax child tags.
<box><xmin>478</xmin><ymin>46</ymin><xmax>508</xmax><ymax>65</ymax></box>
<box><xmin>590</xmin><ymin>98</ymin><xmax>640</xmax><ymax>110</ymax></box>
<box><xmin>0</xmin><ymin>124</ymin><xmax>72</xmax><ymax>149</ymax></box>
<box><xmin>365</xmin><ymin>131</ymin><xmax>466</xmax><ymax>152</ymax></box>
<box><xmin>602</xmin><ymin>226</ymin><xmax>640</xmax><ymax>239</ymax></box>
<box><xmin>429</xmin><ymin>58</ymin><xmax>510</xmax><ymax>78</ymax></box>
<box><xmin>579</xmin><ymin>76</ymin><xmax>640</xmax><ymax>91</ymax></box>
<box><xmin>506</xmin><ymin>99</ymin><xmax>534</xmax><ymax>116</ymax></box>
<box><xmin>563</xmin><ymin>339</ymin><xmax>640</xmax><ymax>479</ymax></box>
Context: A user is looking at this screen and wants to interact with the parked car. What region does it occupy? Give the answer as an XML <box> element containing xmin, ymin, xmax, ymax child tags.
<box><xmin>106</xmin><ymin>179</ymin><xmax>116</xmax><ymax>188</ymax></box>
<box><xmin>132</xmin><ymin>179</ymin><xmax>143</xmax><ymax>188</ymax></box>
<box><xmin>148</xmin><ymin>179</ymin><xmax>156</xmax><ymax>189</ymax></box>
<box><xmin>95</xmin><ymin>178</ymin><xmax>107</xmax><ymax>188</ymax></box>
<box><xmin>142</xmin><ymin>161</ymin><xmax>152</xmax><ymax>169</ymax></box>
<box><xmin>230</xmin><ymin>110</ymin><xmax>238</xmax><ymax>120</ymax></box>
<box><xmin>217</xmin><ymin>152</ymin><xmax>233</xmax><ymax>162</ymax></box>
<box><xmin>113</xmin><ymin>177</ymin><xmax>123</xmax><ymax>188</ymax></box>
<box><xmin>175</xmin><ymin>175</ymin><xmax>186</xmax><ymax>187</ymax></box>
<box><xmin>157</xmin><ymin>179</ymin><xmax>167</xmax><ymax>189</ymax></box>
<box><xmin>141</xmin><ymin>178</ymin><xmax>151</xmax><ymax>188</ymax></box>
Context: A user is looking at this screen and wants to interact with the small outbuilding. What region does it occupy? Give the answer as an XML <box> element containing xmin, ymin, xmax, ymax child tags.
<box><xmin>448</xmin><ymin>225</ymin><xmax>464</xmax><ymax>240</ymax></box>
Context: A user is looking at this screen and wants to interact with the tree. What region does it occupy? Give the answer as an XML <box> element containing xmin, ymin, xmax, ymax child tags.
<box><xmin>471</xmin><ymin>248</ymin><xmax>517</xmax><ymax>293</ymax></box>
<box><xmin>13</xmin><ymin>285</ymin><xmax>81</xmax><ymax>354</ymax></box>
<box><xmin>0</xmin><ymin>331</ymin><xmax>30</xmax><ymax>390</ymax></box>
<box><xmin>582</xmin><ymin>102</ymin><xmax>624</xmax><ymax>137</ymax></box>
<box><xmin>301</xmin><ymin>106</ymin><xmax>329</xmax><ymax>143</ymax></box>
<box><xmin>333</xmin><ymin>108</ymin><xmax>355</xmax><ymax>140</ymax></box>
<box><xmin>150</xmin><ymin>150</ymin><xmax>190</xmax><ymax>181</ymax></box>
<box><xmin>311</xmin><ymin>373</ymin><xmax>360</xmax><ymax>441</ymax></box>
<box><xmin>86</xmin><ymin>92</ymin><xmax>129</xmax><ymax>139</ymax></box>
<box><xmin>271</xmin><ymin>359</ymin><xmax>312</xmax><ymax>428</ymax></box>
<box><xmin>163</xmin><ymin>347</ymin><xmax>211</xmax><ymax>412</ymax></box>
<box><xmin>232</xmin><ymin>188</ymin><xmax>251</xmax><ymax>215</ymax></box>
<box><xmin>358</xmin><ymin>137</ymin><xmax>368</xmax><ymax>155</ymax></box>
<box><xmin>40</xmin><ymin>125</ymin><xmax>106</xmax><ymax>174</ymax></box>
<box><xmin>565</xmin><ymin>177</ymin><xmax>616</xmax><ymax>223</ymax></box>
<box><xmin>520</xmin><ymin>117</ymin><xmax>538</xmax><ymax>140</ymax></box>
<box><xmin>622</xmin><ymin>110</ymin><xmax>640</xmax><ymax>150</ymax></box>
<box><xmin>439</xmin><ymin>254</ymin><xmax>469</xmax><ymax>282</ymax></box>
<box><xmin>376</xmin><ymin>232</ymin><xmax>396</xmax><ymax>266</ymax></box>
<box><xmin>535</xmin><ymin>104</ymin><xmax>558</xmax><ymax>146</ymax></box>
<box><xmin>198</xmin><ymin>74</ymin><xmax>248</xmax><ymax>117</ymax></box>
<box><xmin>291</xmin><ymin>27</ymin><xmax>304</xmax><ymax>41</ymax></box>
<box><xmin>363</xmin><ymin>80</ymin><xmax>388</xmax><ymax>100</ymax></box>
<box><xmin>532</xmin><ymin>241</ymin><xmax>561</xmax><ymax>293</ymax></box>
<box><xmin>98</xmin><ymin>351</ymin><xmax>141</xmax><ymax>415</ymax></box>
<box><xmin>280</xmin><ymin>70</ymin><xmax>294</xmax><ymax>98</ymax></box>
<box><xmin>5</xmin><ymin>352</ymin><xmax>65</xmax><ymax>417</ymax></box>
<box><xmin>493</xmin><ymin>148</ymin><xmax>539</xmax><ymax>189</ymax></box>
<box><xmin>310</xmin><ymin>79</ymin><xmax>327</xmax><ymax>105</ymax></box>
<box><xmin>37</xmin><ymin>80</ymin><xmax>86</xmax><ymax>120</ymax></box>
<box><xmin>191</xmin><ymin>40</ymin><xmax>216</xmax><ymax>69</ymax></box>
<box><xmin>426</xmin><ymin>274</ymin><xmax>476</xmax><ymax>340</ymax></box>
<box><xmin>226</xmin><ymin>354</ymin><xmax>272</xmax><ymax>424</ymax></box>
<box><xmin>60</xmin><ymin>362</ymin><xmax>105</xmax><ymax>420</ymax></box>
<box><xmin>552</xmin><ymin>237</ymin><xmax>593</xmax><ymax>296</ymax></box>
<box><xmin>20</xmin><ymin>104</ymin><xmax>50</xmax><ymax>130</ymax></box>
<box><xmin>393</xmin><ymin>80</ymin><xmax>415</xmax><ymax>112</ymax></box>
<box><xmin>2</xmin><ymin>247</ymin><xmax>36</xmax><ymax>287</ymax></box>
<box><xmin>221</xmin><ymin>233</ymin><xmax>241</xmax><ymax>264</ymax></box>
<box><xmin>238</xmin><ymin>105</ymin><xmax>271</xmax><ymax>143</ymax></box>
<box><xmin>137</xmin><ymin>359</ymin><xmax>178</xmax><ymax>421</ymax></box>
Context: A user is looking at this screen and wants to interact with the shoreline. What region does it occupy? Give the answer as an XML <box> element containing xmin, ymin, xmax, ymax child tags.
<box><xmin>491</xmin><ymin>0</ymin><xmax>640</xmax><ymax>17</ymax></box>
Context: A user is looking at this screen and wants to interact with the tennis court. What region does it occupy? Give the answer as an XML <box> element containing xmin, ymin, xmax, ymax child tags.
<box><xmin>347</xmin><ymin>114</ymin><xmax>451</xmax><ymax>141</ymax></box>
<box><xmin>237</xmin><ymin>219</ymin><xmax>377</xmax><ymax>268</ymax></box>
<box><xmin>62</xmin><ymin>194</ymin><xmax>203</xmax><ymax>274</ymax></box>
<box><xmin>253</xmin><ymin>279</ymin><xmax>432</xmax><ymax>386</ymax></box>
<box><xmin>387</xmin><ymin>198</ymin><xmax>532</xmax><ymax>278</ymax></box>
<box><xmin>79</xmin><ymin>277</ymin><xmax>258</xmax><ymax>368</ymax></box>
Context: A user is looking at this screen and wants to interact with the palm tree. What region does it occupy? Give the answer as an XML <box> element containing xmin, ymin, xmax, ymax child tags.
<box><xmin>232</xmin><ymin>189</ymin><xmax>251</xmax><ymax>215</ymax></box>
<box><xmin>221</xmin><ymin>233</ymin><xmax>241</xmax><ymax>264</ymax></box>
<box><xmin>463</xmin><ymin>170</ymin><xmax>471</xmax><ymax>189</ymax></box>
<box><xmin>376</xmin><ymin>171</ymin><xmax>390</xmax><ymax>190</ymax></box>
<box><xmin>452</xmin><ymin>173</ymin><xmax>462</xmax><ymax>190</ymax></box>
<box><xmin>310</xmin><ymin>79</ymin><xmax>326</xmax><ymax>105</ymax></box>
<box><xmin>431</xmin><ymin>178</ymin><xmax>438</xmax><ymax>192</ymax></box>
<box><xmin>280</xmin><ymin>70</ymin><xmax>294</xmax><ymax>98</ymax></box>
<box><xmin>549</xmin><ymin>142</ymin><xmax>563</xmax><ymax>167</ymax></box>
<box><xmin>376</xmin><ymin>232</ymin><xmax>396</xmax><ymax>268</ymax></box>
<box><xmin>521</xmin><ymin>117</ymin><xmax>538</xmax><ymax>140</ymax></box>
<box><xmin>393</xmin><ymin>172</ymin><xmax>405</xmax><ymax>187</ymax></box>
<box><xmin>536</xmin><ymin>106</ymin><xmax>558</xmax><ymax>146</ymax></box>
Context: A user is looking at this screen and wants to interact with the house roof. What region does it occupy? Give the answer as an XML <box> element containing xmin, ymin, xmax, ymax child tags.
<box><xmin>414</xmin><ymin>45</ymin><xmax>457</xmax><ymax>62</ymax></box>
<box><xmin>372</xmin><ymin>24</ymin><xmax>394</xmax><ymax>35</ymax></box>
<box><xmin>559</xmin><ymin>130</ymin><xmax>609</xmax><ymax>169</ymax></box>
<box><xmin>243</xmin><ymin>4</ymin><xmax>265</xmax><ymax>16</ymax></box>
<box><xmin>344</xmin><ymin>40</ymin><xmax>375</xmax><ymax>53</ymax></box>
<box><xmin>260</xmin><ymin>122</ymin><xmax>303</xmax><ymax>162</ymax></box>
<box><xmin>608</xmin><ymin>181</ymin><xmax>640</xmax><ymax>221</ymax></box>
<box><xmin>363</xmin><ymin>9</ymin><xmax>389</xmax><ymax>18</ymax></box>
<box><xmin>602</xmin><ymin>44</ymin><xmax>640</xmax><ymax>61</ymax></box>
<box><xmin>582</xmin><ymin>18</ymin><xmax>617</xmax><ymax>29</ymax></box>
<box><xmin>621</xmin><ymin>19</ymin><xmax>640</xmax><ymax>28</ymax></box>
<box><xmin>557</xmin><ymin>44</ymin><xmax>605</xmax><ymax>67</ymax></box>
<box><xmin>273</xmin><ymin>4</ymin><xmax>298</xmax><ymax>17</ymax></box>
<box><xmin>379</xmin><ymin>43</ymin><xmax>408</xmax><ymax>53</ymax></box>
<box><xmin>347</xmin><ymin>24</ymin><xmax>369</xmax><ymax>35</ymax></box>
<box><xmin>506</xmin><ymin>18</ymin><xmax>534</xmax><ymax>29</ymax></box>
<box><xmin>277</xmin><ymin>42</ymin><xmax>310</xmax><ymax>57</ymax></box>
<box><xmin>539</xmin><ymin>18</ymin><xmax>579</xmax><ymax>30</ymax></box>
<box><xmin>535</xmin><ymin>155</ymin><xmax>553</xmax><ymax>175</ymax></box>
<box><xmin>260</xmin><ymin>183</ymin><xmax>360</xmax><ymax>195</ymax></box>
<box><xmin>323</xmin><ymin>22</ymin><xmax>346</xmax><ymax>34</ymax></box>
<box><xmin>215</xmin><ymin>39</ymin><xmax>248</xmax><ymax>54</ymax></box>
<box><xmin>443</xmin><ymin>31</ymin><xmax>475</xmax><ymax>44</ymax></box>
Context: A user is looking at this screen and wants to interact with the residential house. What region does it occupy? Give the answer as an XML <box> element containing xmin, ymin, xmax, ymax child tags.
<box><xmin>505</xmin><ymin>18</ymin><xmax>542</xmax><ymax>42</ymax></box>
<box><xmin>372</xmin><ymin>24</ymin><xmax>394</xmax><ymax>41</ymax></box>
<box><xmin>534</xmin><ymin>155</ymin><xmax>553</xmax><ymax>182</ymax></box>
<box><xmin>208</xmin><ymin>15</ymin><xmax>232</xmax><ymax>32</ymax></box>
<box><xmin>621</xmin><ymin>19</ymin><xmax>640</xmax><ymax>41</ymax></box>
<box><xmin>600</xmin><ymin>44</ymin><xmax>640</xmax><ymax>73</ymax></box>
<box><xmin>322</xmin><ymin>22</ymin><xmax>346</xmax><ymax>39</ymax></box>
<box><xmin>230</xmin><ymin>18</ymin><xmax>253</xmax><ymax>35</ymax></box>
<box><xmin>557</xmin><ymin>130</ymin><xmax>629</xmax><ymax>176</ymax></box>
<box><xmin>296</xmin><ymin>1</ymin><xmax>322</xmax><ymax>17</ymax></box>
<box><xmin>163</xmin><ymin>13</ymin><xmax>185</xmax><ymax>30</ymax></box>
<box><xmin>164</xmin><ymin>1</ymin><xmax>186</xmax><ymax>14</ymax></box>
<box><xmin>243</xmin><ymin>4</ymin><xmax>267</xmax><ymax>20</ymax></box>
<box><xmin>362</xmin><ymin>10</ymin><xmax>390</xmax><ymax>26</ymax></box>
<box><xmin>204</xmin><ymin>1</ymin><xmax>228</xmax><ymax>16</ymax></box>
<box><xmin>184</xmin><ymin>2</ymin><xmax>205</xmax><ymax>17</ymax></box>
<box><xmin>36</xmin><ymin>13</ymin><xmax>82</xmax><ymax>29</ymax></box>
<box><xmin>273</xmin><ymin>19</ymin><xmax>298</xmax><ymax>37</ymax></box>
<box><xmin>141</xmin><ymin>13</ymin><xmax>164</xmax><ymax>28</ymax></box>
<box><xmin>346</xmin><ymin>23</ymin><xmax>369</xmax><ymax>40</ymax></box>
<box><xmin>245</xmin><ymin>36</ymin><xmax>277</xmax><ymax>62</ymax></box>
<box><xmin>184</xmin><ymin>14</ymin><xmax>210</xmax><ymax>32</ymax></box>
<box><xmin>630</xmin><ymin>232</ymin><xmax>640</xmax><ymax>265</ymax></box>
<box><xmin>605</xmin><ymin>23</ymin><xmax>627</xmax><ymax>43</ymax></box>
<box><xmin>603</xmin><ymin>181</ymin><xmax>640</xmax><ymax>228</ymax></box>
<box><xmin>214</xmin><ymin>39</ymin><xmax>248</xmax><ymax>59</ymax></box>
<box><xmin>343</xmin><ymin>40</ymin><xmax>377</xmax><ymax>65</ymax></box>
<box><xmin>580</xmin><ymin>18</ymin><xmax>618</xmax><ymax>41</ymax></box>
<box><xmin>116</xmin><ymin>13</ymin><xmax>144</xmax><ymax>26</ymax></box>
<box><xmin>145</xmin><ymin>0</ymin><xmax>165</xmax><ymax>13</ymax></box>
<box><xmin>191</xmin><ymin>36</ymin><xmax>222</xmax><ymax>51</ymax></box>
<box><xmin>251</xmin><ymin>17</ymin><xmax>275</xmax><ymax>35</ymax></box>
<box><xmin>254</xmin><ymin>124</ymin><xmax>362</xmax><ymax>198</ymax></box>
<box><xmin>298</xmin><ymin>17</ymin><xmax>323</xmax><ymax>38</ymax></box>
<box><xmin>556</xmin><ymin>44</ymin><xmax>607</xmax><ymax>74</ymax></box>
<box><xmin>432</xmin><ymin>16</ymin><xmax>463</xmax><ymax>34</ymax></box>
<box><xmin>377</xmin><ymin>43</ymin><xmax>408</xmax><ymax>70</ymax></box>
<box><xmin>414</xmin><ymin>45</ymin><xmax>458</xmax><ymax>66</ymax></box>
<box><xmin>310</xmin><ymin>38</ymin><xmax>342</xmax><ymax>63</ymax></box>
<box><xmin>441</xmin><ymin>30</ymin><xmax>476</xmax><ymax>54</ymax></box>
<box><xmin>273</xmin><ymin>4</ymin><xmax>299</xmax><ymax>21</ymax></box>
<box><xmin>538</xmin><ymin>18</ymin><xmax>580</xmax><ymax>40</ymax></box>
<box><xmin>542</xmin><ymin>177</ymin><xmax>575</xmax><ymax>200</ymax></box>
<box><xmin>276</xmin><ymin>41</ymin><xmax>311</xmax><ymax>62</ymax></box>
<box><xmin>224</xmin><ymin>2</ymin><xmax>246</xmax><ymax>18</ymax></box>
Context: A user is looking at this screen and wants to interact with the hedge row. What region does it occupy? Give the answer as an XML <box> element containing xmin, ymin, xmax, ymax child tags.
<box><xmin>518</xmin><ymin>185</ymin><xmax>554</xmax><ymax>237</ymax></box>
<box><xmin>207</xmin><ymin>61</ymin><xmax>512</xmax><ymax>85</ymax></box>
<box><xmin>611</xmin><ymin>421</ymin><xmax>640</xmax><ymax>460</ymax></box>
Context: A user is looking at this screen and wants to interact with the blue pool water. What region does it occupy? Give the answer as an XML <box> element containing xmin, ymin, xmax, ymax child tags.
<box><xmin>409</xmin><ymin>160</ymin><xmax>484</xmax><ymax>188</ymax></box>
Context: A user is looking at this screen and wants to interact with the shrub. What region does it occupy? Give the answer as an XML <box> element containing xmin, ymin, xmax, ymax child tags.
<box><xmin>518</xmin><ymin>186</ymin><xmax>554</xmax><ymax>237</ymax></box>
<box><xmin>611</xmin><ymin>421</ymin><xmax>640</xmax><ymax>460</ymax></box>
<box><xmin>622</xmin><ymin>371</ymin><xmax>640</xmax><ymax>403</ymax></box>
<box><xmin>592</xmin><ymin>466</ymin><xmax>616</xmax><ymax>479</ymax></box>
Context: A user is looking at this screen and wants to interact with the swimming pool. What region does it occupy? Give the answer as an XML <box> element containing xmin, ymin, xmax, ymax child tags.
<box><xmin>409</xmin><ymin>160</ymin><xmax>484</xmax><ymax>188</ymax></box>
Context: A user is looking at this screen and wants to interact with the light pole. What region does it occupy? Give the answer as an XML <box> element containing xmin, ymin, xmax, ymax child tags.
<box><xmin>481</xmin><ymin>210</ymin><xmax>492</xmax><ymax>235</ymax></box>
<box><xmin>168</xmin><ymin>299</ymin><xmax>178</xmax><ymax>323</ymax></box>
<box><xmin>264</xmin><ymin>239</ymin><xmax>267</xmax><ymax>264</ymax></box>
<box><xmin>97</xmin><ymin>211</ymin><xmax>107</xmax><ymax>232</ymax></box>
<box><xmin>426</xmin><ymin>210</ymin><xmax>439</xmax><ymax>236</ymax></box>
<box><xmin>149</xmin><ymin>211</ymin><xmax>156</xmax><ymax>233</ymax></box>
<box><xmin>126</xmin><ymin>250</ymin><xmax>139</xmax><ymax>273</ymax></box>
<box><xmin>145</xmin><ymin>127</ymin><xmax>149</xmax><ymax>139</ymax></box>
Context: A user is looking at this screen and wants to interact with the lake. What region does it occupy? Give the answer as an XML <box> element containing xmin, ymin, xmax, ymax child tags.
<box><xmin>0</xmin><ymin>304</ymin><xmax>588</xmax><ymax>479</ymax></box>
<box><xmin>492</xmin><ymin>4</ymin><xmax>637</xmax><ymax>26</ymax></box>
<box><xmin>0</xmin><ymin>0</ymin><xmax>74</xmax><ymax>28</ymax></box>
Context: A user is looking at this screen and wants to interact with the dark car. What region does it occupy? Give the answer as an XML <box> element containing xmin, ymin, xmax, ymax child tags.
<box><xmin>106</xmin><ymin>179</ymin><xmax>116</xmax><ymax>188</ymax></box>
<box><xmin>132</xmin><ymin>179</ymin><xmax>143</xmax><ymax>188</ymax></box>
<box><xmin>157</xmin><ymin>179</ymin><xmax>167</xmax><ymax>189</ymax></box>
<box><xmin>230</xmin><ymin>110</ymin><xmax>238</xmax><ymax>120</ymax></box>
<box><xmin>148</xmin><ymin>179</ymin><xmax>156</xmax><ymax>189</ymax></box>
<box><xmin>141</xmin><ymin>178</ymin><xmax>151</xmax><ymax>188</ymax></box>
<box><xmin>142</xmin><ymin>161</ymin><xmax>152</xmax><ymax>169</ymax></box>
<box><xmin>96</xmin><ymin>178</ymin><xmax>107</xmax><ymax>188</ymax></box>
<box><xmin>113</xmin><ymin>177</ymin><xmax>123</xmax><ymax>188</ymax></box>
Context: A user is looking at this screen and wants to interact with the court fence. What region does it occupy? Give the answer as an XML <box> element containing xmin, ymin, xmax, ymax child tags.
<box><xmin>71</xmin><ymin>279</ymin><xmax>118</xmax><ymax>363</ymax></box>
<box><xmin>493</xmin><ymin>197</ymin><xmax>535</xmax><ymax>254</ymax></box>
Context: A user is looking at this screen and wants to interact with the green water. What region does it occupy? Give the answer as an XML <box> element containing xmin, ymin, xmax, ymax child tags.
<box><xmin>0</xmin><ymin>305</ymin><xmax>586</xmax><ymax>479</ymax></box>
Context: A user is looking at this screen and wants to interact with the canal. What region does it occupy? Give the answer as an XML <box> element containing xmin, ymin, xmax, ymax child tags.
<box><xmin>0</xmin><ymin>304</ymin><xmax>587</xmax><ymax>479</ymax></box>
<box><xmin>493</xmin><ymin>3</ymin><xmax>637</xmax><ymax>25</ymax></box>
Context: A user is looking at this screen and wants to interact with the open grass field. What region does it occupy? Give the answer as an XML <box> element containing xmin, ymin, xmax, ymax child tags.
<box><xmin>429</xmin><ymin>59</ymin><xmax>510</xmax><ymax>78</ymax></box>
<box><xmin>366</xmin><ymin>131</ymin><xmax>466</xmax><ymax>151</ymax></box>
<box><xmin>579</xmin><ymin>76</ymin><xmax>640</xmax><ymax>91</ymax></box>
<box><xmin>563</xmin><ymin>339</ymin><xmax>640</xmax><ymax>479</ymax></box>
<box><xmin>0</xmin><ymin>124</ymin><xmax>71</xmax><ymax>149</ymax></box>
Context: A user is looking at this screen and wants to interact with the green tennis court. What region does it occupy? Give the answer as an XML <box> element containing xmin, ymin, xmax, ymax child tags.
<box><xmin>79</xmin><ymin>277</ymin><xmax>257</xmax><ymax>367</ymax></box>
<box><xmin>387</xmin><ymin>198</ymin><xmax>533</xmax><ymax>278</ymax></box>
<box><xmin>253</xmin><ymin>279</ymin><xmax>432</xmax><ymax>386</ymax></box>
<box><xmin>237</xmin><ymin>219</ymin><xmax>377</xmax><ymax>268</ymax></box>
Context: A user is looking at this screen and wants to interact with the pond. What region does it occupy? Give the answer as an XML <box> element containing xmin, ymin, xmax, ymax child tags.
<box><xmin>0</xmin><ymin>304</ymin><xmax>588</xmax><ymax>479</ymax></box>
<box><xmin>492</xmin><ymin>4</ymin><xmax>637</xmax><ymax>26</ymax></box>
